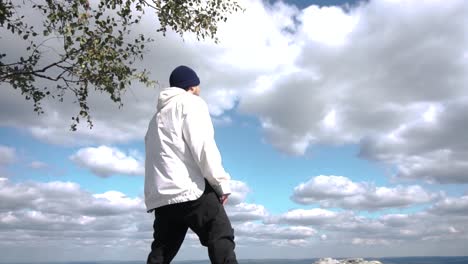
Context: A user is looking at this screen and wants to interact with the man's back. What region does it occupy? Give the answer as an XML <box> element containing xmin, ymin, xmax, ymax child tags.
<box><xmin>145</xmin><ymin>66</ymin><xmax>237</xmax><ymax>264</ymax></box>
<box><xmin>145</xmin><ymin>87</ymin><xmax>205</xmax><ymax>210</ymax></box>
<box><xmin>144</xmin><ymin>87</ymin><xmax>231</xmax><ymax>211</ymax></box>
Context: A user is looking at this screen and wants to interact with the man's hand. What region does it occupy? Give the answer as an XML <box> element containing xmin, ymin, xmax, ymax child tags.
<box><xmin>220</xmin><ymin>194</ymin><xmax>229</xmax><ymax>205</ymax></box>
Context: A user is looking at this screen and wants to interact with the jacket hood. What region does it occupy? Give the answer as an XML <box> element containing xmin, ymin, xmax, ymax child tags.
<box><xmin>157</xmin><ymin>87</ymin><xmax>187</xmax><ymax>112</ymax></box>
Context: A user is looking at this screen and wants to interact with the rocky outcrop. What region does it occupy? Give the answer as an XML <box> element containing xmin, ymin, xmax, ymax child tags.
<box><xmin>313</xmin><ymin>258</ymin><xmax>383</xmax><ymax>264</ymax></box>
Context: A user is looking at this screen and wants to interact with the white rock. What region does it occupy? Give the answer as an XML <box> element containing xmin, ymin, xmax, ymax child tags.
<box><xmin>314</xmin><ymin>258</ymin><xmax>341</xmax><ymax>264</ymax></box>
<box><xmin>313</xmin><ymin>258</ymin><xmax>383</xmax><ymax>264</ymax></box>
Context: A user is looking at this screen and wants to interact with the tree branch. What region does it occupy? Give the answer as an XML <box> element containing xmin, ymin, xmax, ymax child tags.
<box><xmin>0</xmin><ymin>58</ymin><xmax>68</xmax><ymax>81</ymax></box>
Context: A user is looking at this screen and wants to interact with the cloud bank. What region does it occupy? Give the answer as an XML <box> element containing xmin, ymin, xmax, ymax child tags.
<box><xmin>291</xmin><ymin>175</ymin><xmax>437</xmax><ymax>210</ymax></box>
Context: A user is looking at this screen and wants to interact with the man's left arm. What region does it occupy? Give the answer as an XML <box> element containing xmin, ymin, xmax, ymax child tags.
<box><xmin>182</xmin><ymin>98</ymin><xmax>232</xmax><ymax>197</ymax></box>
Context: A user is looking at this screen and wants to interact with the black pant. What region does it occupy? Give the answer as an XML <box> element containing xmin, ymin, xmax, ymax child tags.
<box><xmin>147</xmin><ymin>183</ymin><xmax>238</xmax><ymax>264</ymax></box>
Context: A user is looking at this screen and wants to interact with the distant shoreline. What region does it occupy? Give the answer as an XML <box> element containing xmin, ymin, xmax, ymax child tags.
<box><xmin>3</xmin><ymin>256</ymin><xmax>468</xmax><ymax>264</ymax></box>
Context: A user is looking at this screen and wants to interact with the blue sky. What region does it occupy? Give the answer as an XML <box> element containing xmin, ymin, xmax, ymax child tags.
<box><xmin>1</xmin><ymin>0</ymin><xmax>468</xmax><ymax>262</ymax></box>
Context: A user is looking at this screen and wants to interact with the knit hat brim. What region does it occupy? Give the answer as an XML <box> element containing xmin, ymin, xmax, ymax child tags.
<box><xmin>171</xmin><ymin>77</ymin><xmax>200</xmax><ymax>90</ymax></box>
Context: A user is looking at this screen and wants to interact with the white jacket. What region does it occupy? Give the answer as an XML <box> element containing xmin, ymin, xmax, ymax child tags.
<box><xmin>144</xmin><ymin>87</ymin><xmax>232</xmax><ymax>212</ymax></box>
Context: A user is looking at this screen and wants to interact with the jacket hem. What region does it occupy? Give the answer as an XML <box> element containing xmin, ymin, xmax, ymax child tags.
<box><xmin>145</xmin><ymin>188</ymin><xmax>204</xmax><ymax>213</ymax></box>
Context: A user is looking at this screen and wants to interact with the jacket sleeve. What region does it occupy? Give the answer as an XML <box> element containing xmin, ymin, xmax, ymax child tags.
<box><xmin>182</xmin><ymin>97</ymin><xmax>232</xmax><ymax>196</ymax></box>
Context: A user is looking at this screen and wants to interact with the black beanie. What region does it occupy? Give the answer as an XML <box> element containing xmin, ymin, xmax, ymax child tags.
<box><xmin>169</xmin><ymin>65</ymin><xmax>200</xmax><ymax>90</ymax></box>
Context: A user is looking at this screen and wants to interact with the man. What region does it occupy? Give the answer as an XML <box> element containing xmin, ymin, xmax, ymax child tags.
<box><xmin>144</xmin><ymin>65</ymin><xmax>238</xmax><ymax>264</ymax></box>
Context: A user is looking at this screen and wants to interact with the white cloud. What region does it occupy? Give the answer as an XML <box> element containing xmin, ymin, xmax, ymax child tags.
<box><xmin>351</xmin><ymin>238</ymin><xmax>391</xmax><ymax>246</ymax></box>
<box><xmin>429</xmin><ymin>195</ymin><xmax>468</xmax><ymax>216</ymax></box>
<box><xmin>269</xmin><ymin>208</ymin><xmax>342</xmax><ymax>226</ymax></box>
<box><xmin>227</xmin><ymin>202</ymin><xmax>268</xmax><ymax>222</ymax></box>
<box><xmin>0</xmin><ymin>145</ymin><xmax>16</xmax><ymax>166</ymax></box>
<box><xmin>212</xmin><ymin>115</ymin><xmax>233</xmax><ymax>126</ymax></box>
<box><xmin>238</xmin><ymin>0</ymin><xmax>468</xmax><ymax>168</ymax></box>
<box><xmin>223</xmin><ymin>180</ymin><xmax>268</xmax><ymax>222</ymax></box>
<box><xmin>226</xmin><ymin>180</ymin><xmax>251</xmax><ymax>205</ymax></box>
<box><xmin>28</xmin><ymin>161</ymin><xmax>48</xmax><ymax>169</ymax></box>
<box><xmin>2</xmin><ymin>176</ymin><xmax>468</xmax><ymax>260</ymax></box>
<box><xmin>378</xmin><ymin>213</ymin><xmax>414</xmax><ymax>228</ymax></box>
<box><xmin>336</xmin><ymin>185</ymin><xmax>435</xmax><ymax>211</ymax></box>
<box><xmin>0</xmin><ymin>177</ymin><xmax>310</xmax><ymax>259</ymax></box>
<box><xmin>292</xmin><ymin>175</ymin><xmax>366</xmax><ymax>200</ymax></box>
<box><xmin>214</xmin><ymin>0</ymin><xmax>300</xmax><ymax>72</ymax></box>
<box><xmin>235</xmin><ymin>221</ymin><xmax>316</xmax><ymax>241</ymax></box>
<box><xmin>360</xmin><ymin>100</ymin><xmax>468</xmax><ymax>183</ymax></box>
<box><xmin>0</xmin><ymin>177</ymin><xmax>151</xmax><ymax>261</ymax></box>
<box><xmin>0</xmin><ymin>178</ymin><xmax>147</xmax><ymax>230</ymax></box>
<box><xmin>0</xmin><ymin>178</ymin><xmax>145</xmax><ymax>216</ymax></box>
<box><xmin>279</xmin><ymin>209</ymin><xmax>468</xmax><ymax>246</ymax></box>
<box><xmin>93</xmin><ymin>191</ymin><xmax>143</xmax><ymax>210</ymax></box>
<box><xmin>70</xmin><ymin>146</ymin><xmax>144</xmax><ymax>177</ymax></box>
<box><xmin>298</xmin><ymin>5</ymin><xmax>359</xmax><ymax>46</ymax></box>
<box><xmin>291</xmin><ymin>175</ymin><xmax>436</xmax><ymax>211</ymax></box>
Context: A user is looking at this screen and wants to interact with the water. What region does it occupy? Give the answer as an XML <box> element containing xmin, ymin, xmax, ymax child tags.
<box><xmin>5</xmin><ymin>257</ymin><xmax>468</xmax><ymax>264</ymax></box>
<box><xmin>378</xmin><ymin>256</ymin><xmax>468</xmax><ymax>264</ymax></box>
<box><xmin>173</xmin><ymin>257</ymin><xmax>468</xmax><ymax>264</ymax></box>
